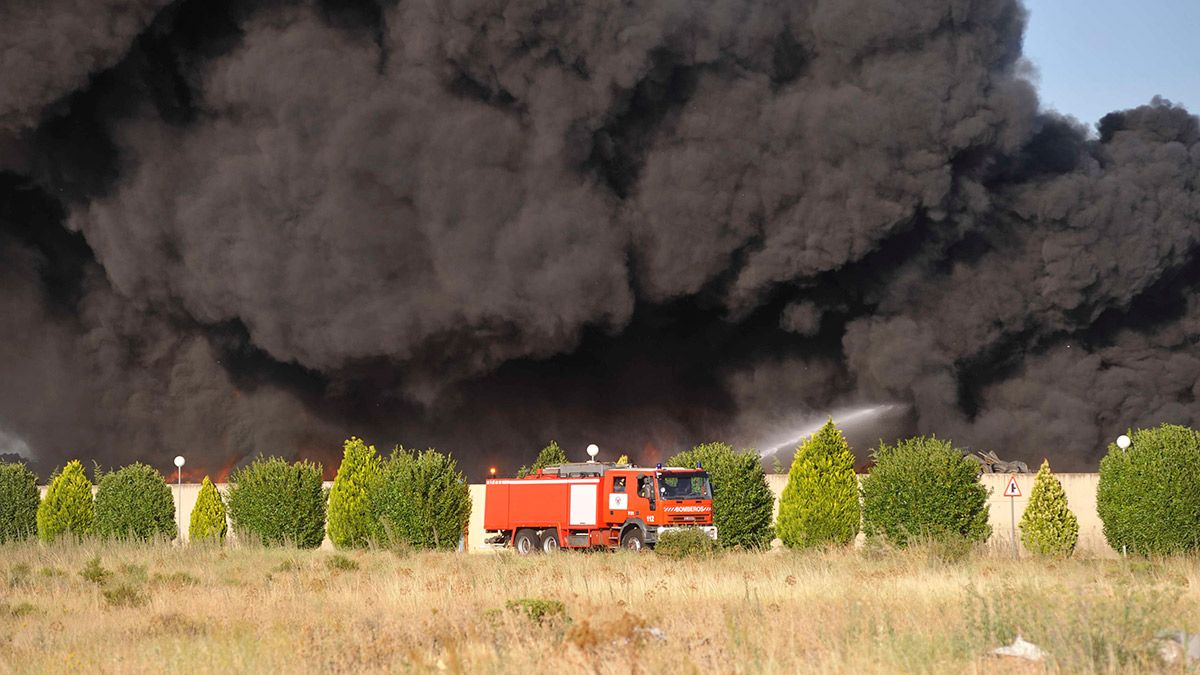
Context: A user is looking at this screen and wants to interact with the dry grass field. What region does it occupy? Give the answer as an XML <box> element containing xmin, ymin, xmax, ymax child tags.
<box><xmin>1</xmin><ymin>541</ymin><xmax>1198</xmax><ymax>674</ymax></box>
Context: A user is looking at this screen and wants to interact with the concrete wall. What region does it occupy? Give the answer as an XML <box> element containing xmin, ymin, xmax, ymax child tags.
<box><xmin>67</xmin><ymin>473</ymin><xmax>1110</xmax><ymax>554</ymax></box>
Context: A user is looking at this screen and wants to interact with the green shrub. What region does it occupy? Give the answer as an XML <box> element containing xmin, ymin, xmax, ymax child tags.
<box><xmin>326</xmin><ymin>554</ymin><xmax>360</xmax><ymax>571</ymax></box>
<box><xmin>776</xmin><ymin>419</ymin><xmax>860</xmax><ymax>549</ymax></box>
<box><xmin>226</xmin><ymin>456</ymin><xmax>326</xmax><ymax>548</ymax></box>
<box><xmin>505</xmin><ymin>598</ymin><xmax>568</xmax><ymax>624</ymax></box>
<box><xmin>371</xmin><ymin>447</ymin><xmax>470</xmax><ymax>551</ymax></box>
<box><xmin>151</xmin><ymin>571</ymin><xmax>199</xmax><ymax>588</ymax></box>
<box><xmin>0</xmin><ymin>461</ymin><xmax>39</xmax><ymax>543</ymax></box>
<box><xmin>94</xmin><ymin>463</ymin><xmax>177</xmax><ymax>541</ymax></box>
<box><xmin>1020</xmin><ymin>460</ymin><xmax>1079</xmax><ymax>557</ymax></box>
<box><xmin>102</xmin><ymin>583</ymin><xmax>147</xmax><ymax>608</ymax></box>
<box><xmin>188</xmin><ymin>476</ymin><xmax>227</xmax><ymax>544</ymax></box>
<box><xmin>665</xmin><ymin>442</ymin><xmax>774</xmax><ymax>549</ymax></box>
<box><xmin>327</xmin><ymin>437</ymin><xmax>383</xmax><ymax>549</ymax></box>
<box><xmin>654</xmin><ymin>528</ymin><xmax>718</xmax><ymax>558</ymax></box>
<box><xmin>860</xmin><ymin>436</ymin><xmax>990</xmax><ymax>547</ymax></box>
<box><xmin>517</xmin><ymin>440</ymin><xmax>568</xmax><ymax>478</ymax></box>
<box><xmin>79</xmin><ymin>556</ymin><xmax>111</xmax><ymax>585</ymax></box>
<box><xmin>1097</xmin><ymin>423</ymin><xmax>1200</xmax><ymax>555</ymax></box>
<box><xmin>37</xmin><ymin>460</ymin><xmax>95</xmax><ymax>542</ymax></box>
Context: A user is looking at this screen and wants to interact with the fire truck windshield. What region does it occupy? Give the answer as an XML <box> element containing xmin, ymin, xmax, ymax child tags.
<box><xmin>658</xmin><ymin>473</ymin><xmax>711</xmax><ymax>500</ymax></box>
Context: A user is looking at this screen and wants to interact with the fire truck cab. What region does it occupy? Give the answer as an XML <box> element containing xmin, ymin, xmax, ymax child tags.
<box><xmin>483</xmin><ymin>461</ymin><xmax>717</xmax><ymax>554</ymax></box>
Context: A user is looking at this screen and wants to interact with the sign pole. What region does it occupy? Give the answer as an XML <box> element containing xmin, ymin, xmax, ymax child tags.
<box><xmin>1010</xmin><ymin>491</ymin><xmax>1016</xmax><ymax>560</ymax></box>
<box><xmin>1003</xmin><ymin>474</ymin><xmax>1021</xmax><ymax>560</ymax></box>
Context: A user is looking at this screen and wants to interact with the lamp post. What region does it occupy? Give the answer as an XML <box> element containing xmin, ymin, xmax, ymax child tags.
<box><xmin>1114</xmin><ymin>435</ymin><xmax>1130</xmax><ymax>557</ymax></box>
<box><xmin>173</xmin><ymin>455</ymin><xmax>185</xmax><ymax>542</ymax></box>
<box><xmin>586</xmin><ymin>444</ymin><xmax>599</xmax><ymax>463</ymax></box>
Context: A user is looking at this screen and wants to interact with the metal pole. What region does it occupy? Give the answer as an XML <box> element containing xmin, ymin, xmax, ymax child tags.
<box><xmin>1010</xmin><ymin>493</ymin><xmax>1017</xmax><ymax>560</ymax></box>
<box><xmin>177</xmin><ymin>466</ymin><xmax>182</xmax><ymax>543</ymax></box>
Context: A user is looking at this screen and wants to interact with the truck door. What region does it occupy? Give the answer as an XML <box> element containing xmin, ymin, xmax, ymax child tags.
<box><xmin>605</xmin><ymin>475</ymin><xmax>629</xmax><ymax>525</ymax></box>
<box><xmin>631</xmin><ymin>473</ymin><xmax>658</xmax><ymax>525</ymax></box>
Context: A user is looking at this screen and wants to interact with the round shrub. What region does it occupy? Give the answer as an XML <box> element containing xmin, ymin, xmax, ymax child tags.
<box><xmin>37</xmin><ymin>460</ymin><xmax>95</xmax><ymax>542</ymax></box>
<box><xmin>1019</xmin><ymin>460</ymin><xmax>1078</xmax><ymax>557</ymax></box>
<box><xmin>777</xmin><ymin>419</ymin><xmax>860</xmax><ymax>549</ymax></box>
<box><xmin>666</xmin><ymin>442</ymin><xmax>774</xmax><ymax>549</ymax></box>
<box><xmin>227</xmin><ymin>457</ymin><xmax>326</xmax><ymax>548</ymax></box>
<box><xmin>371</xmin><ymin>447</ymin><xmax>470</xmax><ymax>551</ymax></box>
<box><xmin>1097</xmin><ymin>423</ymin><xmax>1200</xmax><ymax>555</ymax></box>
<box><xmin>654</xmin><ymin>528</ymin><xmax>718</xmax><ymax>559</ymax></box>
<box><xmin>327</xmin><ymin>437</ymin><xmax>382</xmax><ymax>549</ymax></box>
<box><xmin>0</xmin><ymin>462</ymin><xmax>39</xmax><ymax>543</ymax></box>
<box><xmin>860</xmin><ymin>436</ymin><xmax>990</xmax><ymax>547</ymax></box>
<box><xmin>189</xmin><ymin>476</ymin><xmax>228</xmax><ymax>544</ymax></box>
<box><xmin>95</xmin><ymin>462</ymin><xmax>178</xmax><ymax>541</ymax></box>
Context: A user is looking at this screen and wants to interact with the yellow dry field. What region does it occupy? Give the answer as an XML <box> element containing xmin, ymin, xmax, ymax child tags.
<box><xmin>0</xmin><ymin>542</ymin><xmax>1198</xmax><ymax>674</ymax></box>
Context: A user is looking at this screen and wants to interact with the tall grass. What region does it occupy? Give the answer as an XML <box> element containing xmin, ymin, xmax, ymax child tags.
<box><xmin>0</xmin><ymin>541</ymin><xmax>1195</xmax><ymax>673</ymax></box>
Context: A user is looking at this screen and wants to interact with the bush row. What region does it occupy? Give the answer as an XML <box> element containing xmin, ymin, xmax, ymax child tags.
<box><xmin>772</xmin><ymin>420</ymin><xmax>1200</xmax><ymax>557</ymax></box>
<box><xmin>324</xmin><ymin>438</ymin><xmax>471</xmax><ymax>551</ymax></box>
<box><xmin>4</xmin><ymin>421</ymin><xmax>1195</xmax><ymax>556</ymax></box>
<box><xmin>774</xmin><ymin>425</ymin><xmax>995</xmax><ymax>551</ymax></box>
<box><xmin>0</xmin><ymin>439</ymin><xmax>470</xmax><ymax>550</ymax></box>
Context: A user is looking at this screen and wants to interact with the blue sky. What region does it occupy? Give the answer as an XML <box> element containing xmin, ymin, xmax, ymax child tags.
<box><xmin>1023</xmin><ymin>0</ymin><xmax>1199</xmax><ymax>127</ymax></box>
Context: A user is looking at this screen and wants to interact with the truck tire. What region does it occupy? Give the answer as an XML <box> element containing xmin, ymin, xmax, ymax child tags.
<box><xmin>541</xmin><ymin>530</ymin><xmax>560</xmax><ymax>553</ymax></box>
<box><xmin>514</xmin><ymin>529</ymin><xmax>540</xmax><ymax>555</ymax></box>
<box><xmin>620</xmin><ymin>528</ymin><xmax>645</xmax><ymax>552</ymax></box>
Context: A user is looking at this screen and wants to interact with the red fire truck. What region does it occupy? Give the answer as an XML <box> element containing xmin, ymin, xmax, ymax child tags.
<box><xmin>483</xmin><ymin>460</ymin><xmax>717</xmax><ymax>553</ymax></box>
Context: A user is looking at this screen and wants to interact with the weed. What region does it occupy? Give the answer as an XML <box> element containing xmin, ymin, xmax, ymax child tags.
<box><xmin>505</xmin><ymin>598</ymin><xmax>568</xmax><ymax>624</ymax></box>
<box><xmin>151</xmin><ymin>571</ymin><xmax>199</xmax><ymax>588</ymax></box>
<box><xmin>150</xmin><ymin>612</ymin><xmax>206</xmax><ymax>636</ymax></box>
<box><xmin>326</xmin><ymin>554</ymin><xmax>360</xmax><ymax>572</ymax></box>
<box><xmin>79</xmin><ymin>557</ymin><xmax>111</xmax><ymax>585</ymax></box>
<box><xmin>8</xmin><ymin>562</ymin><xmax>31</xmax><ymax>588</ymax></box>
<box><xmin>0</xmin><ymin>601</ymin><xmax>39</xmax><ymax>618</ymax></box>
<box><xmin>118</xmin><ymin>563</ymin><xmax>148</xmax><ymax>583</ymax></box>
<box><xmin>102</xmin><ymin>583</ymin><xmax>147</xmax><ymax>608</ymax></box>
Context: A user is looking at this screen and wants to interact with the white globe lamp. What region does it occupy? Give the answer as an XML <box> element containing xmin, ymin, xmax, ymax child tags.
<box><xmin>586</xmin><ymin>444</ymin><xmax>599</xmax><ymax>462</ymax></box>
<box><xmin>1116</xmin><ymin>435</ymin><xmax>1131</xmax><ymax>450</ymax></box>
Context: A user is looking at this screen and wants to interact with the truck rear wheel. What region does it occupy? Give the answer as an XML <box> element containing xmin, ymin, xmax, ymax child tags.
<box><xmin>620</xmin><ymin>528</ymin><xmax>645</xmax><ymax>552</ymax></box>
<box><xmin>514</xmin><ymin>529</ymin><xmax>539</xmax><ymax>555</ymax></box>
<box><xmin>541</xmin><ymin>530</ymin><xmax>560</xmax><ymax>553</ymax></box>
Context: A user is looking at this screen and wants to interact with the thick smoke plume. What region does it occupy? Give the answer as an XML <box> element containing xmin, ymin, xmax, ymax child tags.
<box><xmin>0</xmin><ymin>0</ymin><xmax>1196</xmax><ymax>477</ymax></box>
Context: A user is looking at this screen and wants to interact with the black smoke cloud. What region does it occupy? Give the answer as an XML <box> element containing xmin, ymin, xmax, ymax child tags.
<box><xmin>0</xmin><ymin>0</ymin><xmax>1196</xmax><ymax>477</ymax></box>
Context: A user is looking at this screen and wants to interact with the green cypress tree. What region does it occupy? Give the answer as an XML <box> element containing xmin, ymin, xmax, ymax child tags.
<box><xmin>517</xmin><ymin>440</ymin><xmax>568</xmax><ymax>477</ymax></box>
<box><xmin>0</xmin><ymin>461</ymin><xmax>39</xmax><ymax>543</ymax></box>
<box><xmin>776</xmin><ymin>419</ymin><xmax>861</xmax><ymax>549</ymax></box>
<box><xmin>94</xmin><ymin>462</ymin><xmax>178</xmax><ymax>540</ymax></box>
<box><xmin>666</xmin><ymin>443</ymin><xmax>775</xmax><ymax>549</ymax></box>
<box><xmin>1019</xmin><ymin>460</ymin><xmax>1078</xmax><ymax>557</ymax></box>
<box><xmin>189</xmin><ymin>476</ymin><xmax>228</xmax><ymax>544</ymax></box>
<box><xmin>327</xmin><ymin>437</ymin><xmax>383</xmax><ymax>549</ymax></box>
<box><xmin>37</xmin><ymin>460</ymin><xmax>95</xmax><ymax>542</ymax></box>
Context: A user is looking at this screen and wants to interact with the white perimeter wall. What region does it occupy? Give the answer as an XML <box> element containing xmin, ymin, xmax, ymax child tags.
<box><xmin>51</xmin><ymin>474</ymin><xmax>1110</xmax><ymax>555</ymax></box>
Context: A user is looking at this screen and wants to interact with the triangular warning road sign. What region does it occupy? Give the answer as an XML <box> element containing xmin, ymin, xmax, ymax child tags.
<box><xmin>1003</xmin><ymin>475</ymin><xmax>1021</xmax><ymax>497</ymax></box>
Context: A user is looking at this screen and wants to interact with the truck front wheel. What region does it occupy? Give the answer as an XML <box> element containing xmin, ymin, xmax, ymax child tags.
<box><xmin>620</xmin><ymin>528</ymin><xmax>645</xmax><ymax>552</ymax></box>
<box><xmin>514</xmin><ymin>529</ymin><xmax>540</xmax><ymax>555</ymax></box>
